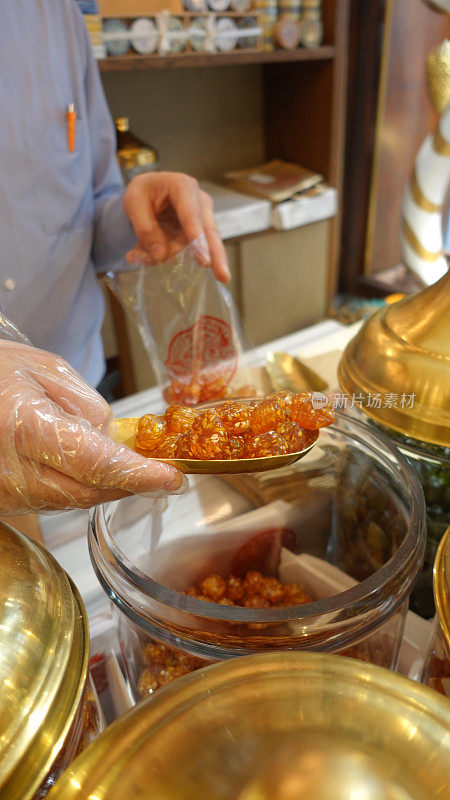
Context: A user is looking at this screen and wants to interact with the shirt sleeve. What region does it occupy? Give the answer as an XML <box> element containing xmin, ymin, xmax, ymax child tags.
<box><xmin>74</xmin><ymin>5</ymin><xmax>136</xmax><ymax>272</ymax></box>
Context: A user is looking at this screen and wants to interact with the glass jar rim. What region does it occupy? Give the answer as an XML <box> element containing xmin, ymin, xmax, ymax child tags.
<box><xmin>364</xmin><ymin>417</ymin><xmax>450</xmax><ymax>466</ymax></box>
<box><xmin>434</xmin><ymin>526</ymin><xmax>450</xmax><ymax>647</ymax></box>
<box><xmin>89</xmin><ymin>413</ymin><xmax>426</xmax><ymax>625</ymax></box>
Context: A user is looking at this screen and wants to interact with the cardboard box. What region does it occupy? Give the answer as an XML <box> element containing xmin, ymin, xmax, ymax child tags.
<box><xmin>200</xmin><ymin>181</ymin><xmax>271</xmax><ymax>240</ymax></box>
<box><xmin>271</xmin><ymin>184</ymin><xmax>337</xmax><ymax>231</ymax></box>
<box><xmin>98</xmin><ymin>0</ymin><xmax>182</xmax><ymax>16</ymax></box>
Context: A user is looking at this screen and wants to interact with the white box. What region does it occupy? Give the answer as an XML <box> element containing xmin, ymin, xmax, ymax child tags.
<box><xmin>272</xmin><ymin>184</ymin><xmax>337</xmax><ymax>231</ymax></box>
<box><xmin>200</xmin><ymin>181</ymin><xmax>272</xmax><ymax>240</ymax></box>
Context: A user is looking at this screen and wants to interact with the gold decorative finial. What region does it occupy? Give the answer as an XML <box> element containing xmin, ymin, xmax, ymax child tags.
<box><xmin>422</xmin><ymin>0</ymin><xmax>450</xmax><ymax>13</ymax></box>
<box><xmin>426</xmin><ymin>39</ymin><xmax>450</xmax><ymax>112</ymax></box>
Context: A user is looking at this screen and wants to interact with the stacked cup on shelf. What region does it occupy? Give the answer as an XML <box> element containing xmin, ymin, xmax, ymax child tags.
<box><xmin>185</xmin><ymin>0</ymin><xmax>259</xmax><ymax>54</ymax></box>
<box><xmin>162</xmin><ymin>13</ymin><xmax>188</xmax><ymax>55</ymax></box>
<box><xmin>277</xmin><ymin>0</ymin><xmax>301</xmax><ymax>22</ymax></box>
<box><xmin>299</xmin><ymin>0</ymin><xmax>323</xmax><ymax>48</ymax></box>
<box><xmin>100</xmin><ymin>0</ymin><xmax>323</xmax><ymax>57</ymax></box>
<box><xmin>273</xmin><ymin>0</ymin><xmax>323</xmax><ymax>50</ymax></box>
<box><xmin>102</xmin><ymin>5</ymin><xmax>263</xmax><ymax>56</ymax></box>
<box><xmin>254</xmin><ymin>0</ymin><xmax>278</xmax><ymax>51</ymax></box>
<box><xmin>103</xmin><ymin>17</ymin><xmax>159</xmax><ymax>55</ymax></box>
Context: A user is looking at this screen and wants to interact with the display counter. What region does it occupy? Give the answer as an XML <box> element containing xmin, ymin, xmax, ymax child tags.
<box><xmin>39</xmin><ymin>318</ymin><xmax>433</xmax><ymax>725</ymax></box>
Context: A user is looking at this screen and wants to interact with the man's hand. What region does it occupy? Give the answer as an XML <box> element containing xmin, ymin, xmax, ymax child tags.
<box><xmin>123</xmin><ymin>172</ymin><xmax>230</xmax><ymax>283</ymax></box>
<box><xmin>0</xmin><ymin>342</ymin><xmax>185</xmax><ymax>513</ymax></box>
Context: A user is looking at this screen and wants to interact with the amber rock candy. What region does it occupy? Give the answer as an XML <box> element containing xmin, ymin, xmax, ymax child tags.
<box><xmin>136</xmin><ymin>390</ymin><xmax>334</xmax><ymax>462</ymax></box>
<box><xmin>245</xmin><ymin>431</ymin><xmax>288</xmax><ymax>457</ymax></box>
<box><xmin>192</xmin><ymin>408</ymin><xmax>226</xmax><ymax>436</ymax></box>
<box><xmin>221</xmin><ymin>435</ymin><xmax>246</xmax><ymax>459</ymax></box>
<box><xmin>189</xmin><ymin>408</ymin><xmax>228</xmax><ymax>459</ymax></box>
<box><xmin>250</xmin><ymin>399</ymin><xmax>290</xmax><ymax>434</ymax></box>
<box><xmin>174</xmin><ymin>433</ymin><xmax>193</xmax><ymax>459</ymax></box>
<box><xmin>136</xmin><ymin>414</ymin><xmax>166</xmax><ymax>451</ymax></box>
<box><xmin>198</xmin><ymin>375</ymin><xmax>228</xmax><ymax>403</ymax></box>
<box><xmin>271</xmin><ymin>390</ymin><xmax>294</xmax><ymax>411</ymax></box>
<box><xmin>152</xmin><ymin>434</ymin><xmax>180</xmax><ymax>458</ymax></box>
<box><xmin>218</xmin><ymin>401</ymin><xmax>252</xmax><ymax>435</ymax></box>
<box><xmin>291</xmin><ymin>392</ymin><xmax>334</xmax><ymax>430</ymax></box>
<box><xmin>164</xmin><ymin>404</ymin><xmax>197</xmax><ymax>434</ymax></box>
<box><xmin>190</xmin><ymin>431</ymin><xmax>228</xmax><ymax>459</ymax></box>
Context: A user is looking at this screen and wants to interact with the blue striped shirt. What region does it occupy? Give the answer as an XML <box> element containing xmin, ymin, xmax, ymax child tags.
<box><xmin>0</xmin><ymin>0</ymin><xmax>135</xmax><ymax>385</ymax></box>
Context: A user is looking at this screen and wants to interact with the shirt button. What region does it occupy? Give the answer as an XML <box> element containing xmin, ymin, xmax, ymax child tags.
<box><xmin>4</xmin><ymin>278</ymin><xmax>16</xmax><ymax>291</ymax></box>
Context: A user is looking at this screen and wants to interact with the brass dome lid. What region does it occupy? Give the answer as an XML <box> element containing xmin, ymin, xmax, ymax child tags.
<box><xmin>338</xmin><ymin>270</ymin><xmax>450</xmax><ymax>447</ymax></box>
<box><xmin>434</xmin><ymin>526</ymin><xmax>450</xmax><ymax>648</ymax></box>
<box><xmin>0</xmin><ymin>522</ymin><xmax>89</xmax><ymax>800</ymax></box>
<box><xmin>48</xmin><ymin>652</ymin><xmax>450</xmax><ymax>800</ymax></box>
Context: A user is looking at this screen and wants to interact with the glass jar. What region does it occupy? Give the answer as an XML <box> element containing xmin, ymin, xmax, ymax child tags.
<box><xmin>0</xmin><ymin>522</ymin><xmax>104</xmax><ymax>800</ymax></box>
<box><xmin>347</xmin><ymin>412</ymin><xmax>450</xmax><ymax>618</ymax></box>
<box><xmin>386</xmin><ymin>435</ymin><xmax>450</xmax><ymax>618</ymax></box>
<box><xmin>420</xmin><ymin>527</ymin><xmax>450</xmax><ymax>695</ymax></box>
<box><xmin>89</xmin><ymin>414</ymin><xmax>426</xmax><ymax>703</ymax></box>
<box><xmin>336</xmin><ymin>273</ymin><xmax>450</xmax><ymax>620</ymax></box>
<box><xmin>33</xmin><ymin>675</ymin><xmax>103</xmax><ymax>800</ymax></box>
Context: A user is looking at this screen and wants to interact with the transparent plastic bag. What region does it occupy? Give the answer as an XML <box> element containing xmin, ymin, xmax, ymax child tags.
<box><xmin>106</xmin><ymin>246</ymin><xmax>254</xmax><ymax>406</ymax></box>
<box><xmin>0</xmin><ymin>308</ymin><xmax>32</xmax><ymax>345</ymax></box>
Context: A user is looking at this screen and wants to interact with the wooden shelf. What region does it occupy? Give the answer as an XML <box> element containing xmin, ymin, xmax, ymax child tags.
<box><xmin>99</xmin><ymin>0</ymin><xmax>350</xmax><ymax>393</ymax></box>
<box><xmin>98</xmin><ymin>45</ymin><xmax>335</xmax><ymax>71</ymax></box>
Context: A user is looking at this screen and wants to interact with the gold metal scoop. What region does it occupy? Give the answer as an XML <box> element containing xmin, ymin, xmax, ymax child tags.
<box><xmin>114</xmin><ymin>416</ymin><xmax>316</xmax><ymax>475</ymax></box>
<box><xmin>266</xmin><ymin>351</ymin><xmax>328</xmax><ymax>394</ymax></box>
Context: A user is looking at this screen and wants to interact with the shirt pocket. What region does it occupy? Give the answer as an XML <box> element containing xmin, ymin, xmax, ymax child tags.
<box><xmin>29</xmin><ymin>118</ymin><xmax>93</xmax><ymax>237</ymax></box>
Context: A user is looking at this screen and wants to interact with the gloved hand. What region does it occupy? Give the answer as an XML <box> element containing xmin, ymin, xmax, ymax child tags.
<box><xmin>0</xmin><ymin>341</ymin><xmax>185</xmax><ymax>514</ymax></box>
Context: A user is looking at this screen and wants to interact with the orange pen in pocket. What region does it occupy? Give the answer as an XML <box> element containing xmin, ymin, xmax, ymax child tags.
<box><xmin>67</xmin><ymin>103</ymin><xmax>76</xmax><ymax>152</ymax></box>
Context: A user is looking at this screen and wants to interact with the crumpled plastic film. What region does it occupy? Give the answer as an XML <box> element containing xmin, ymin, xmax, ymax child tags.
<box><xmin>0</xmin><ymin>308</ymin><xmax>32</xmax><ymax>345</ymax></box>
<box><xmin>106</xmin><ymin>237</ymin><xmax>252</xmax><ymax>406</ymax></box>
<box><xmin>0</xmin><ymin>339</ymin><xmax>186</xmax><ymax>515</ymax></box>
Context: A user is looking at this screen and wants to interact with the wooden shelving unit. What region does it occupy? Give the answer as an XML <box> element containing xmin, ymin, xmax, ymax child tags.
<box><xmin>99</xmin><ymin>0</ymin><xmax>348</xmax><ymax>299</ymax></box>
<box><xmin>98</xmin><ymin>45</ymin><xmax>336</xmax><ymax>72</ymax></box>
<box><xmin>99</xmin><ymin>0</ymin><xmax>350</xmax><ymax>392</ymax></box>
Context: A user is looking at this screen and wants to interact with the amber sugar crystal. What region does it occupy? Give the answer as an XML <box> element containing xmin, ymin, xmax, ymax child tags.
<box><xmin>221</xmin><ymin>435</ymin><xmax>246</xmax><ymax>459</ymax></box>
<box><xmin>135</xmin><ymin>413</ymin><xmax>166</xmax><ymax>451</ymax></box>
<box><xmin>217</xmin><ymin>401</ymin><xmax>252</xmax><ymax>435</ymax></box>
<box><xmin>135</xmin><ymin>391</ymin><xmax>334</xmax><ymax>460</ymax></box>
<box><xmin>137</xmin><ymin>569</ymin><xmax>312</xmax><ymax>697</ymax></box>
<box><xmin>246</xmin><ymin>431</ymin><xmax>288</xmax><ymax>457</ymax></box>
<box><xmin>164</xmin><ymin>404</ymin><xmax>197</xmax><ymax>435</ymax></box>
<box><xmin>186</xmin><ymin>570</ymin><xmax>312</xmax><ymax>607</ymax></box>
<box><xmin>152</xmin><ymin>434</ymin><xmax>180</xmax><ymax>458</ymax></box>
<box><xmin>250</xmin><ymin>398</ymin><xmax>289</xmax><ymax>434</ymax></box>
<box><xmin>291</xmin><ymin>392</ymin><xmax>335</xmax><ymax>430</ymax></box>
<box><xmin>163</xmin><ymin>375</ymin><xmax>228</xmax><ymax>406</ymax></box>
<box><xmin>190</xmin><ymin>408</ymin><xmax>228</xmax><ymax>459</ymax></box>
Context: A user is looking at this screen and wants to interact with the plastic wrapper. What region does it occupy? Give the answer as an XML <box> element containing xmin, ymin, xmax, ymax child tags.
<box><xmin>106</xmin><ymin>244</ymin><xmax>253</xmax><ymax>406</ymax></box>
<box><xmin>0</xmin><ymin>315</ymin><xmax>184</xmax><ymax>515</ymax></box>
<box><xmin>0</xmin><ymin>308</ymin><xmax>32</xmax><ymax>345</ymax></box>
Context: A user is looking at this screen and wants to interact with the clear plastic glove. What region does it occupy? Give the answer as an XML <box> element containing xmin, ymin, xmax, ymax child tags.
<box><xmin>0</xmin><ymin>341</ymin><xmax>185</xmax><ymax>514</ymax></box>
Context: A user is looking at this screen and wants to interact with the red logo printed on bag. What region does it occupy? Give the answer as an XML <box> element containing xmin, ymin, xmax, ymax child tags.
<box><xmin>164</xmin><ymin>315</ymin><xmax>237</xmax><ymax>405</ymax></box>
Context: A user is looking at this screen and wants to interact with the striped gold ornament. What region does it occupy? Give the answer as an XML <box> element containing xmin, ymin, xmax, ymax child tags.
<box><xmin>411</xmin><ymin>171</ymin><xmax>440</xmax><ymax>212</ymax></box>
<box><xmin>433</xmin><ymin>126</ymin><xmax>450</xmax><ymax>156</ymax></box>
<box><xmin>402</xmin><ymin>219</ymin><xmax>442</xmax><ymax>262</ymax></box>
<box><xmin>400</xmin><ymin>103</ymin><xmax>450</xmax><ymax>284</ymax></box>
